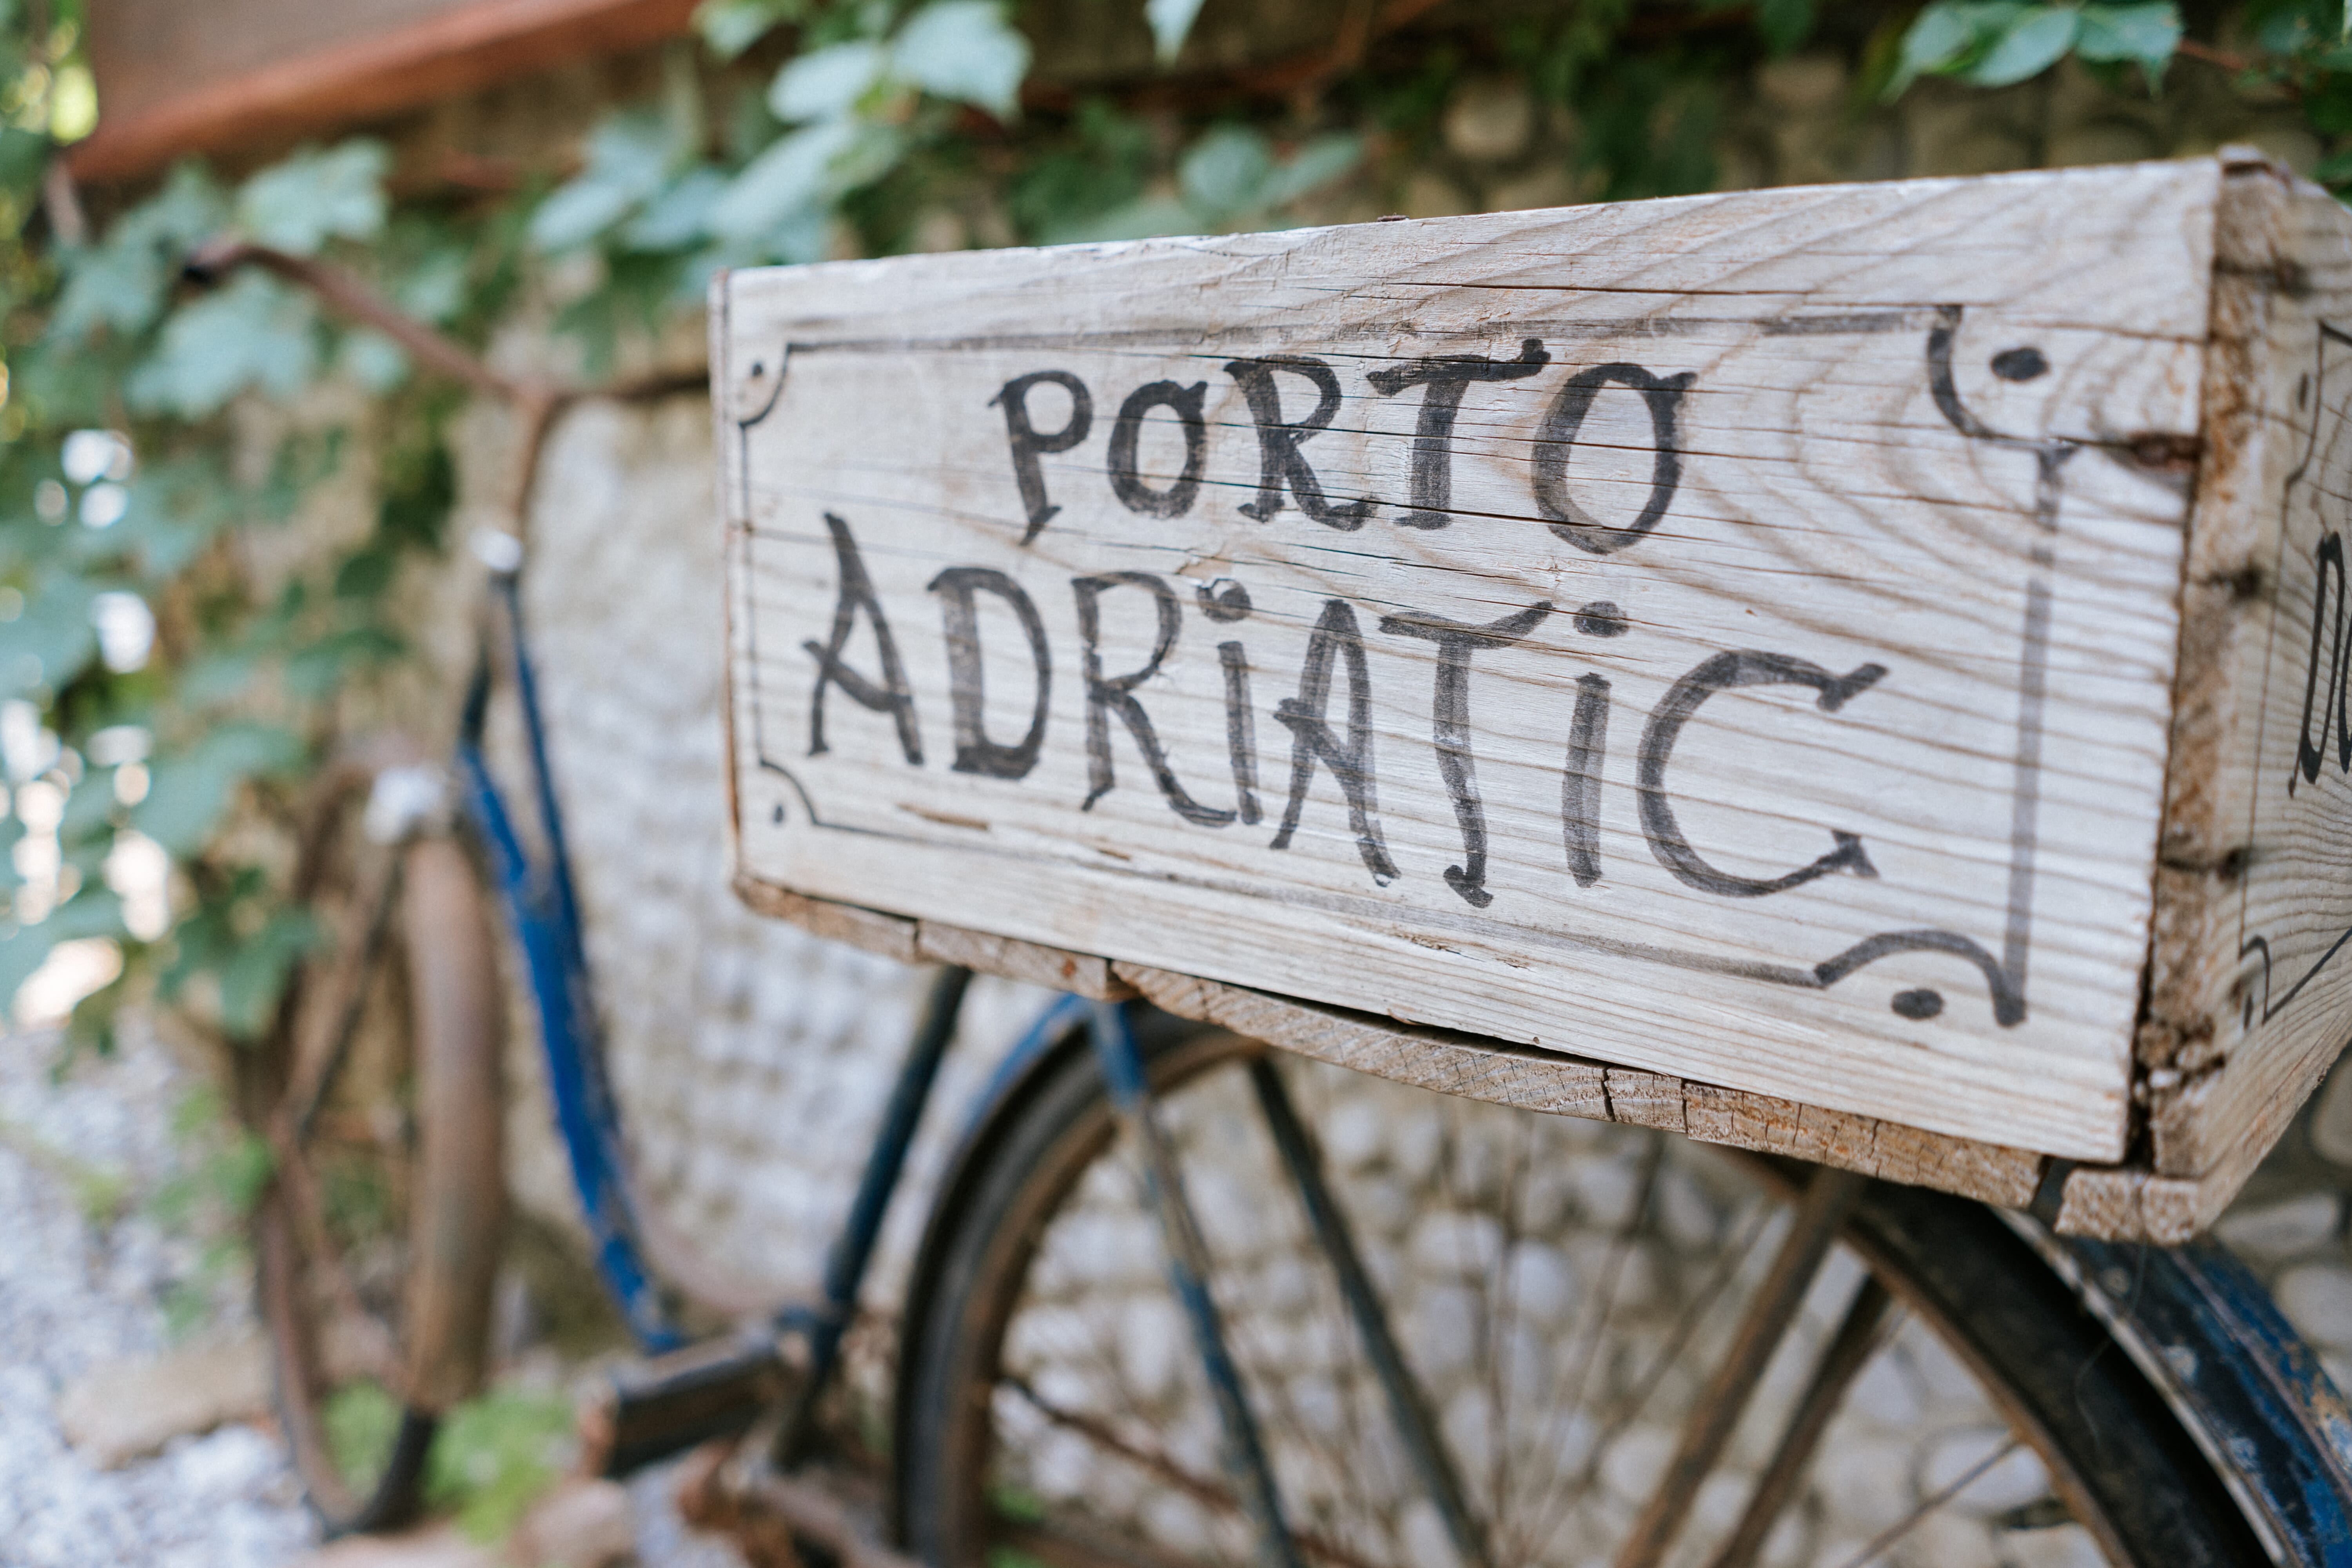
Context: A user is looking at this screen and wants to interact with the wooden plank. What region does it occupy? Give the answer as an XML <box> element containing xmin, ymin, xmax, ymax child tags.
<box><xmin>73</xmin><ymin>0</ymin><xmax>698</xmax><ymax>182</ymax></box>
<box><xmin>729</xmin><ymin>873</ymin><xmax>918</xmax><ymax>965</ymax></box>
<box><xmin>913</xmin><ymin>922</ymin><xmax>1131</xmax><ymax>999</ymax></box>
<box><xmin>2138</xmin><ymin>157</ymin><xmax>2352</xmax><ymax>1194</ymax></box>
<box><xmin>2053</xmin><ymin>1132</ymin><xmax>2270</xmax><ymax>1245</ymax></box>
<box><xmin>722</xmin><ymin>162</ymin><xmax>2219</xmax><ymax>1162</ymax></box>
<box><xmin>1113</xmin><ymin>962</ymin><xmax>2045</xmax><ymax>1208</ymax></box>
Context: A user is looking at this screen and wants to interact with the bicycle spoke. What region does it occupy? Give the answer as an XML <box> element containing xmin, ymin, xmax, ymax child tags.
<box><xmin>1520</xmin><ymin>1172</ymin><xmax>1771</xmax><ymax>1555</ymax></box>
<box><xmin>1249</xmin><ymin>1056</ymin><xmax>1492</xmax><ymax>1568</ymax></box>
<box><xmin>1831</xmin><ymin>1436</ymin><xmax>2022</xmax><ymax>1568</ymax></box>
<box><xmin>1613</xmin><ymin>1166</ymin><xmax>1866</xmax><ymax>1568</ymax></box>
<box><xmin>1005</xmin><ymin>1377</ymin><xmax>1385</xmax><ymax>1568</ymax></box>
<box><xmin>1704</xmin><ymin>1276</ymin><xmax>1896</xmax><ymax>1568</ymax></box>
<box><xmin>1089</xmin><ymin>1003</ymin><xmax>1302</xmax><ymax>1568</ymax></box>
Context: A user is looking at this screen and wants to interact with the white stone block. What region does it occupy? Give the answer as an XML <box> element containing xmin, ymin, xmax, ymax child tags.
<box><xmin>1409</xmin><ymin>1210</ymin><xmax>1505</xmax><ymax>1279</ymax></box>
<box><xmin>1503</xmin><ymin>1242</ymin><xmax>1579</xmax><ymax>1329</ymax></box>
<box><xmin>2276</xmin><ymin>1263</ymin><xmax>2352</xmax><ymax>1351</ymax></box>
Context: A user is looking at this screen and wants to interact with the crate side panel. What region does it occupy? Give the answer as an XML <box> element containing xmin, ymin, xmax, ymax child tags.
<box><xmin>721</xmin><ymin>163</ymin><xmax>2217</xmax><ymax>1159</ymax></box>
<box><xmin>2157</xmin><ymin>173</ymin><xmax>2352</xmax><ymax>1178</ymax></box>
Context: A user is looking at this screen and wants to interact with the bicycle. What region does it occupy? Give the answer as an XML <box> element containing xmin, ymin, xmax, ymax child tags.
<box><xmin>210</xmin><ymin>239</ymin><xmax>2352</xmax><ymax>1568</ymax></box>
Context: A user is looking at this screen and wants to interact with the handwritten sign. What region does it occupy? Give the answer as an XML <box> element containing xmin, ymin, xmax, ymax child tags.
<box><xmin>720</xmin><ymin>162</ymin><xmax>2243</xmax><ymax>1165</ymax></box>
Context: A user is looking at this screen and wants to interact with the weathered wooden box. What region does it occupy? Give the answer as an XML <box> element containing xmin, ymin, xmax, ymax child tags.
<box><xmin>715</xmin><ymin>153</ymin><xmax>2352</xmax><ymax>1241</ymax></box>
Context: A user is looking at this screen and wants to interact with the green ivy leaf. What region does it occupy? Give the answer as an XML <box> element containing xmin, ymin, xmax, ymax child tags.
<box><xmin>1145</xmin><ymin>0</ymin><xmax>1207</xmax><ymax>63</ymax></box>
<box><xmin>893</xmin><ymin>1</ymin><xmax>1029</xmax><ymax>120</ymax></box>
<box><xmin>1257</xmin><ymin>133</ymin><xmax>1364</xmax><ymax>210</ymax></box>
<box><xmin>0</xmin><ymin>573</ymin><xmax>96</xmax><ymax>701</ymax></box>
<box><xmin>49</xmin><ymin>239</ymin><xmax>167</xmax><ymax>342</ymax></box>
<box><xmin>0</xmin><ymin>125</ymin><xmax>44</xmax><ymax>195</ymax></box>
<box><xmin>216</xmin><ymin>906</ymin><xmax>317</xmax><ymax>1038</ymax></box>
<box><xmin>132</xmin><ymin>723</ymin><xmax>304</xmax><ymax>857</ymax></box>
<box><xmin>1180</xmin><ymin>127</ymin><xmax>1274</xmax><ymax>217</ymax></box>
<box><xmin>0</xmin><ymin>815</ymin><xmax>23</xmax><ymax>893</ymax></box>
<box><xmin>176</xmin><ymin>648</ymin><xmax>261</xmax><ymax>710</ymax></box>
<box><xmin>1888</xmin><ymin>2</ymin><xmax>2023</xmax><ymax>96</ymax></box>
<box><xmin>336</xmin><ymin>330</ymin><xmax>409</xmax><ymax>392</ymax></box>
<box><xmin>707</xmin><ymin>118</ymin><xmax>859</xmax><ymax>244</ymax></box>
<box><xmin>0</xmin><ymin>890</ymin><xmax>126</xmax><ymax>1017</ymax></box>
<box><xmin>696</xmin><ymin>0</ymin><xmax>809</xmax><ymax>60</ymax></box>
<box><xmin>769</xmin><ymin>40</ymin><xmax>888</xmax><ymax>122</ymax></box>
<box><xmin>113</xmin><ymin>464</ymin><xmax>238</xmax><ymax>581</ymax></box>
<box><xmin>1965</xmin><ymin>7</ymin><xmax>2080</xmax><ymax>87</ymax></box>
<box><xmin>394</xmin><ymin>249</ymin><xmax>472</xmax><ymax>325</ymax></box>
<box><xmin>234</xmin><ymin>142</ymin><xmax>389</xmax><ymax>257</ymax></box>
<box><xmin>2075</xmin><ymin>4</ymin><xmax>2181</xmax><ymax>78</ymax></box>
<box><xmin>126</xmin><ymin>273</ymin><xmax>319</xmax><ymax>419</ymax></box>
<box><xmin>528</xmin><ymin>111</ymin><xmax>681</xmax><ymax>252</ymax></box>
<box><xmin>58</xmin><ymin>773</ymin><xmax>117</xmax><ymax>848</ymax></box>
<box><xmin>621</xmin><ymin>167</ymin><xmax>730</xmax><ymax>251</ymax></box>
<box><xmin>426</xmin><ymin>1388</ymin><xmax>577</xmax><ymax>1543</ymax></box>
<box><xmin>50</xmin><ymin>165</ymin><xmax>230</xmax><ymax>342</ymax></box>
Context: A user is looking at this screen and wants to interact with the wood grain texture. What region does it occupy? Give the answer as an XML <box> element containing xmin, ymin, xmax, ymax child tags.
<box><xmin>728</xmin><ymin>873</ymin><xmax>1132</xmax><ymax>998</ymax></box>
<box><xmin>723</xmin><ymin>161</ymin><xmax>2219</xmax><ymax>1161</ymax></box>
<box><xmin>730</xmin><ymin>873</ymin><xmax>918</xmax><ymax>965</ymax></box>
<box><xmin>2052</xmin><ymin>1129</ymin><xmax>2272</xmax><ymax>1244</ymax></box>
<box><xmin>913</xmin><ymin>923</ymin><xmax>1132</xmax><ymax>999</ymax></box>
<box><xmin>1112</xmin><ymin>961</ymin><xmax>2047</xmax><ymax>1209</ymax></box>
<box><xmin>73</xmin><ymin>0</ymin><xmax>697</xmax><ymax>181</ymax></box>
<box><xmin>2135</xmin><ymin>157</ymin><xmax>2352</xmax><ymax>1198</ymax></box>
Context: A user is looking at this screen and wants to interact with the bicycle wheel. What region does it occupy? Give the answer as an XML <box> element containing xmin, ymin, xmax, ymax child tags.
<box><xmin>897</xmin><ymin>1013</ymin><xmax>2269</xmax><ymax>1568</ymax></box>
<box><xmin>250</xmin><ymin>756</ymin><xmax>506</xmax><ymax>1536</ymax></box>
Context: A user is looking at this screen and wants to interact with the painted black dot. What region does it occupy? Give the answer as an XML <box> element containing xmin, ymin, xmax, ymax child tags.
<box><xmin>1892</xmin><ymin>988</ymin><xmax>1944</xmax><ymax>1021</ymax></box>
<box><xmin>1990</xmin><ymin>347</ymin><xmax>2049</xmax><ymax>382</ymax></box>
<box><xmin>1198</xmin><ymin>579</ymin><xmax>1252</xmax><ymax>622</ymax></box>
<box><xmin>771</xmin><ymin>802</ymin><xmax>787</xmax><ymax>824</ymax></box>
<box><xmin>1572</xmin><ymin>600</ymin><xmax>1629</xmax><ymax>638</ymax></box>
<box><xmin>750</xmin><ymin>361</ymin><xmax>766</xmax><ymax>377</ymax></box>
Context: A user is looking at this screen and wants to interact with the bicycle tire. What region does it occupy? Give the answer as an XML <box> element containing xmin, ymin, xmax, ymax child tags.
<box><xmin>895</xmin><ymin>1014</ymin><xmax>2272</xmax><ymax>1568</ymax></box>
<box><xmin>254</xmin><ymin>818</ymin><xmax>506</xmax><ymax>1537</ymax></box>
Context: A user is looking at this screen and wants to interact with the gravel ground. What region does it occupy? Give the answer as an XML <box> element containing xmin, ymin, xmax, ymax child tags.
<box><xmin>0</xmin><ymin>1026</ymin><xmax>316</xmax><ymax>1568</ymax></box>
<box><xmin>0</xmin><ymin>1025</ymin><xmax>757</xmax><ymax>1568</ymax></box>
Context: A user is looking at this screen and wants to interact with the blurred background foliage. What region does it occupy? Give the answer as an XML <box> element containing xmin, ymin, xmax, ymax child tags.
<box><xmin>0</xmin><ymin>0</ymin><xmax>2325</xmax><ymax>1077</ymax></box>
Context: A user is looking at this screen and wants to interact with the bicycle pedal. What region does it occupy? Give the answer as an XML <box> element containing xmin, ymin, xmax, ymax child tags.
<box><xmin>581</xmin><ymin>1331</ymin><xmax>797</xmax><ymax>1478</ymax></box>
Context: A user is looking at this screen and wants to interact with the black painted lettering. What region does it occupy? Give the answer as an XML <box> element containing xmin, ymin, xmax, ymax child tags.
<box><xmin>1366</xmin><ymin>338</ymin><xmax>1550</xmax><ymax>529</ymax></box>
<box><xmin>1530</xmin><ymin>363</ymin><xmax>1696</xmax><ymax>556</ymax></box>
<box><xmin>1223</xmin><ymin>356</ymin><xmax>1373</xmax><ymax>530</ymax></box>
<box><xmin>1219</xmin><ymin>640</ymin><xmax>1261</xmax><ymax>826</ymax></box>
<box><xmin>1378</xmin><ymin>600</ymin><xmax>1552</xmax><ymax>907</ymax></box>
<box><xmin>928</xmin><ymin>566</ymin><xmax>1051</xmax><ymax>780</ymax></box>
<box><xmin>1563</xmin><ymin>673</ymin><xmax>1609</xmax><ymax>887</ymax></box>
<box><xmin>2296</xmin><ymin>532</ymin><xmax>2351</xmax><ymax>795</ymax></box>
<box><xmin>1271</xmin><ymin>597</ymin><xmax>1397</xmax><ymax>884</ymax></box>
<box><xmin>1073</xmin><ymin>573</ymin><xmax>1235</xmax><ymax>827</ymax></box>
<box><xmin>990</xmin><ymin>370</ymin><xmax>1093</xmax><ymax>545</ymax></box>
<box><xmin>1636</xmin><ymin>650</ymin><xmax>1886</xmax><ymax>897</ymax></box>
<box><xmin>1109</xmin><ymin>380</ymin><xmax>1209</xmax><ymax>519</ymax></box>
<box><xmin>803</xmin><ymin>512</ymin><xmax>922</xmax><ymax>766</ymax></box>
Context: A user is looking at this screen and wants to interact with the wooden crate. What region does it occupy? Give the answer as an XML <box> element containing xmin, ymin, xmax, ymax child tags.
<box><xmin>715</xmin><ymin>153</ymin><xmax>2352</xmax><ymax>1241</ymax></box>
